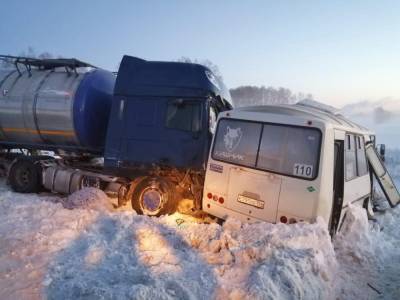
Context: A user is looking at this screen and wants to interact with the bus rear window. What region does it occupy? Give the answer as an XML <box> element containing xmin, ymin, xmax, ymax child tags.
<box><xmin>212</xmin><ymin>119</ymin><xmax>321</xmax><ymax>179</ymax></box>
<box><xmin>257</xmin><ymin>124</ymin><xmax>321</xmax><ymax>179</ymax></box>
<box><xmin>212</xmin><ymin>119</ymin><xmax>262</xmax><ymax>167</ymax></box>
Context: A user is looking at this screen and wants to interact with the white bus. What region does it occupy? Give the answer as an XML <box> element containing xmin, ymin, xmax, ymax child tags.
<box><xmin>203</xmin><ymin>103</ymin><xmax>399</xmax><ymax>234</ymax></box>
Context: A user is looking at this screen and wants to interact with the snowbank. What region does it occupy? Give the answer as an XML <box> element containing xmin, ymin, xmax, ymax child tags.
<box><xmin>1</xmin><ymin>149</ymin><xmax>400</xmax><ymax>299</ymax></box>
<box><xmin>0</xmin><ymin>182</ymin><xmax>337</xmax><ymax>300</ymax></box>
<box><xmin>64</xmin><ymin>187</ymin><xmax>113</xmax><ymax>212</ymax></box>
<box><xmin>334</xmin><ymin>204</ymin><xmax>400</xmax><ymax>299</ymax></box>
<box><xmin>0</xmin><ymin>186</ymin><xmax>100</xmax><ymax>300</ymax></box>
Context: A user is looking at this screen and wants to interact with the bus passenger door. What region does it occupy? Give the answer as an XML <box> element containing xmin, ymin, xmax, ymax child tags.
<box><xmin>330</xmin><ymin>140</ymin><xmax>344</xmax><ymax>235</ymax></box>
<box><xmin>366</xmin><ymin>143</ymin><xmax>400</xmax><ymax>207</ymax></box>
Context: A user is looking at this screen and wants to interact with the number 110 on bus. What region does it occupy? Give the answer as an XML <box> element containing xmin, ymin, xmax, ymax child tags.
<box><xmin>293</xmin><ymin>163</ymin><xmax>313</xmax><ymax>178</ymax></box>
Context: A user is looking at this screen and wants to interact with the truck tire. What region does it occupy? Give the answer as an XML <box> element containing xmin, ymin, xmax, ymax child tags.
<box><xmin>8</xmin><ymin>158</ymin><xmax>42</xmax><ymax>193</ymax></box>
<box><xmin>131</xmin><ymin>176</ymin><xmax>177</xmax><ymax>216</ymax></box>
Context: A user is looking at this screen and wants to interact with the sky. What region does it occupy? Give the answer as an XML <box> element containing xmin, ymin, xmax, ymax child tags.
<box><xmin>1</xmin><ymin>0</ymin><xmax>400</xmax><ymax>107</ymax></box>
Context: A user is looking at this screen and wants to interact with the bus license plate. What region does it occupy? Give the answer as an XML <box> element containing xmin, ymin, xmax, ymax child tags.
<box><xmin>237</xmin><ymin>195</ymin><xmax>264</xmax><ymax>209</ymax></box>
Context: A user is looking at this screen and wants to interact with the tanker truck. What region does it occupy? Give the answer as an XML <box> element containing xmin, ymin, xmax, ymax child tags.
<box><xmin>0</xmin><ymin>55</ymin><xmax>233</xmax><ymax>216</ymax></box>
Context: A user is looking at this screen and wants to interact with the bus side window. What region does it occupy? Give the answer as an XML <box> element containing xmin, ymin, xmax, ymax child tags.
<box><xmin>356</xmin><ymin>136</ymin><xmax>368</xmax><ymax>176</ymax></box>
<box><xmin>345</xmin><ymin>134</ymin><xmax>357</xmax><ymax>180</ymax></box>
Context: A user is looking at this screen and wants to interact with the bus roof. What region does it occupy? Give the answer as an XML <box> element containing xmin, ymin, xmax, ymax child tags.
<box><xmin>228</xmin><ymin>103</ymin><xmax>373</xmax><ymax>134</ymax></box>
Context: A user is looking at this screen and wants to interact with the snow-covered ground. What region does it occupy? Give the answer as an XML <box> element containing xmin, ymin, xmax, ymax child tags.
<box><xmin>0</xmin><ymin>157</ymin><xmax>399</xmax><ymax>299</ymax></box>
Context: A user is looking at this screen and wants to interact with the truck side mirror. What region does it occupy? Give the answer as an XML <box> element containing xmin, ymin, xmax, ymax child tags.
<box><xmin>379</xmin><ymin>144</ymin><xmax>386</xmax><ymax>162</ymax></box>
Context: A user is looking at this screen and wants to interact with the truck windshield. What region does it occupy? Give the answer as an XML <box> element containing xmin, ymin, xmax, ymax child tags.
<box><xmin>212</xmin><ymin>119</ymin><xmax>321</xmax><ymax>179</ymax></box>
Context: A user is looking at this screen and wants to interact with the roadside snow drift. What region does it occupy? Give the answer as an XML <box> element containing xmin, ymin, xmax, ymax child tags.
<box><xmin>334</xmin><ymin>204</ymin><xmax>400</xmax><ymax>299</ymax></box>
<box><xmin>64</xmin><ymin>187</ymin><xmax>113</xmax><ymax>211</ymax></box>
<box><xmin>0</xmin><ymin>176</ymin><xmax>399</xmax><ymax>299</ymax></box>
<box><xmin>0</xmin><ymin>182</ymin><xmax>337</xmax><ymax>300</ymax></box>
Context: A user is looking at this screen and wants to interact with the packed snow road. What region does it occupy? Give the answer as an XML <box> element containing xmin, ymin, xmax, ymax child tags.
<box><xmin>0</xmin><ymin>152</ymin><xmax>399</xmax><ymax>300</ymax></box>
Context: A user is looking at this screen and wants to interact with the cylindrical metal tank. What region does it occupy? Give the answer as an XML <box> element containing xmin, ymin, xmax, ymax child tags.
<box><xmin>0</xmin><ymin>67</ymin><xmax>115</xmax><ymax>153</ymax></box>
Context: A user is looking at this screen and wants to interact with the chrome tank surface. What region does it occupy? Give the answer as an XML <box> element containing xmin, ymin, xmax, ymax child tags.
<box><xmin>0</xmin><ymin>68</ymin><xmax>115</xmax><ymax>153</ymax></box>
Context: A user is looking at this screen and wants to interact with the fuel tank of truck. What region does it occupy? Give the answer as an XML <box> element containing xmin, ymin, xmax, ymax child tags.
<box><xmin>0</xmin><ymin>67</ymin><xmax>115</xmax><ymax>153</ymax></box>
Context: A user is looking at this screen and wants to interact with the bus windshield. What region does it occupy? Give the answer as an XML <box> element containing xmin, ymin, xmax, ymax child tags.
<box><xmin>212</xmin><ymin>119</ymin><xmax>322</xmax><ymax>179</ymax></box>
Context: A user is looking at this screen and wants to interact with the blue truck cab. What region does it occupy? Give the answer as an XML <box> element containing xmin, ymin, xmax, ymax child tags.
<box><xmin>104</xmin><ymin>56</ymin><xmax>232</xmax><ymax>214</ymax></box>
<box><xmin>105</xmin><ymin>56</ymin><xmax>232</xmax><ymax>171</ymax></box>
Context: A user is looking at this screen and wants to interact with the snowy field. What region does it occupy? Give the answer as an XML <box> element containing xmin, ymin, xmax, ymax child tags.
<box><xmin>0</xmin><ymin>155</ymin><xmax>399</xmax><ymax>299</ymax></box>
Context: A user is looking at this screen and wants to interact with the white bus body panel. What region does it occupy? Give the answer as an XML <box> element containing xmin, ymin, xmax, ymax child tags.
<box><xmin>343</xmin><ymin>175</ymin><xmax>371</xmax><ymax>207</ymax></box>
<box><xmin>227</xmin><ymin>167</ymin><xmax>281</xmax><ymax>222</ymax></box>
<box><xmin>334</xmin><ymin>129</ymin><xmax>345</xmax><ymax>140</ymax></box>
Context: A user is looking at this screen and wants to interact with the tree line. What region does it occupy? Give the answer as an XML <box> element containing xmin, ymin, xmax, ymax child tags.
<box><xmin>229</xmin><ymin>86</ymin><xmax>313</xmax><ymax>107</ymax></box>
<box><xmin>177</xmin><ymin>57</ymin><xmax>313</xmax><ymax>106</ymax></box>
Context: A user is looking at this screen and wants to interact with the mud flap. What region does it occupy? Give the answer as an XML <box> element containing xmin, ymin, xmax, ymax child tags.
<box><xmin>366</xmin><ymin>143</ymin><xmax>400</xmax><ymax>207</ymax></box>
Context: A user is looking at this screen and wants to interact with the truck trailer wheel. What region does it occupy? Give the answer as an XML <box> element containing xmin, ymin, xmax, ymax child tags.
<box><xmin>8</xmin><ymin>159</ymin><xmax>42</xmax><ymax>193</ymax></box>
<box><xmin>131</xmin><ymin>177</ymin><xmax>177</xmax><ymax>216</ymax></box>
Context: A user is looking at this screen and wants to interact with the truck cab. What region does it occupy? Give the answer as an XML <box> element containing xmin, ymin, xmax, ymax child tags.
<box><xmin>104</xmin><ymin>56</ymin><xmax>232</xmax><ymax>172</ymax></box>
<box><xmin>104</xmin><ymin>56</ymin><xmax>233</xmax><ymax>214</ymax></box>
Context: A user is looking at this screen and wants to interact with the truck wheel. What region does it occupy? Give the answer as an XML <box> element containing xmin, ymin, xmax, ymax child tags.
<box><xmin>131</xmin><ymin>177</ymin><xmax>177</xmax><ymax>216</ymax></box>
<box><xmin>8</xmin><ymin>159</ymin><xmax>42</xmax><ymax>193</ymax></box>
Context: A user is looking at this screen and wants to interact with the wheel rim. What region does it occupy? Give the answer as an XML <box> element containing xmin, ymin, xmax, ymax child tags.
<box><xmin>16</xmin><ymin>168</ymin><xmax>31</xmax><ymax>188</ymax></box>
<box><xmin>141</xmin><ymin>188</ymin><xmax>163</xmax><ymax>215</ymax></box>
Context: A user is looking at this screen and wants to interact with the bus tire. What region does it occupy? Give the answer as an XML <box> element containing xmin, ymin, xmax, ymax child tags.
<box><xmin>131</xmin><ymin>176</ymin><xmax>177</xmax><ymax>216</ymax></box>
<box><xmin>8</xmin><ymin>158</ymin><xmax>42</xmax><ymax>193</ymax></box>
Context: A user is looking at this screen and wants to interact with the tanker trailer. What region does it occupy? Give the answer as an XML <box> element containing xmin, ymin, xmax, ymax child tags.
<box><xmin>0</xmin><ymin>56</ymin><xmax>115</xmax><ymax>153</ymax></box>
<box><xmin>0</xmin><ymin>55</ymin><xmax>233</xmax><ymax>216</ymax></box>
<box><xmin>0</xmin><ymin>55</ymin><xmax>115</xmax><ymax>193</ymax></box>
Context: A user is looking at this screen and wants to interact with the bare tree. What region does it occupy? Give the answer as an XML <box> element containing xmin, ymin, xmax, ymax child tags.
<box><xmin>177</xmin><ymin>57</ymin><xmax>223</xmax><ymax>81</ymax></box>
<box><xmin>37</xmin><ymin>52</ymin><xmax>54</xmax><ymax>59</ymax></box>
<box><xmin>1</xmin><ymin>47</ymin><xmax>58</xmax><ymax>70</ymax></box>
<box><xmin>16</xmin><ymin>46</ymin><xmax>36</xmax><ymax>58</ymax></box>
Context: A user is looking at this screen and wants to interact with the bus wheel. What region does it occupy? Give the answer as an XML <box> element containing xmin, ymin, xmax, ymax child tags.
<box><xmin>8</xmin><ymin>158</ymin><xmax>42</xmax><ymax>193</ymax></box>
<box><xmin>131</xmin><ymin>176</ymin><xmax>177</xmax><ymax>216</ymax></box>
